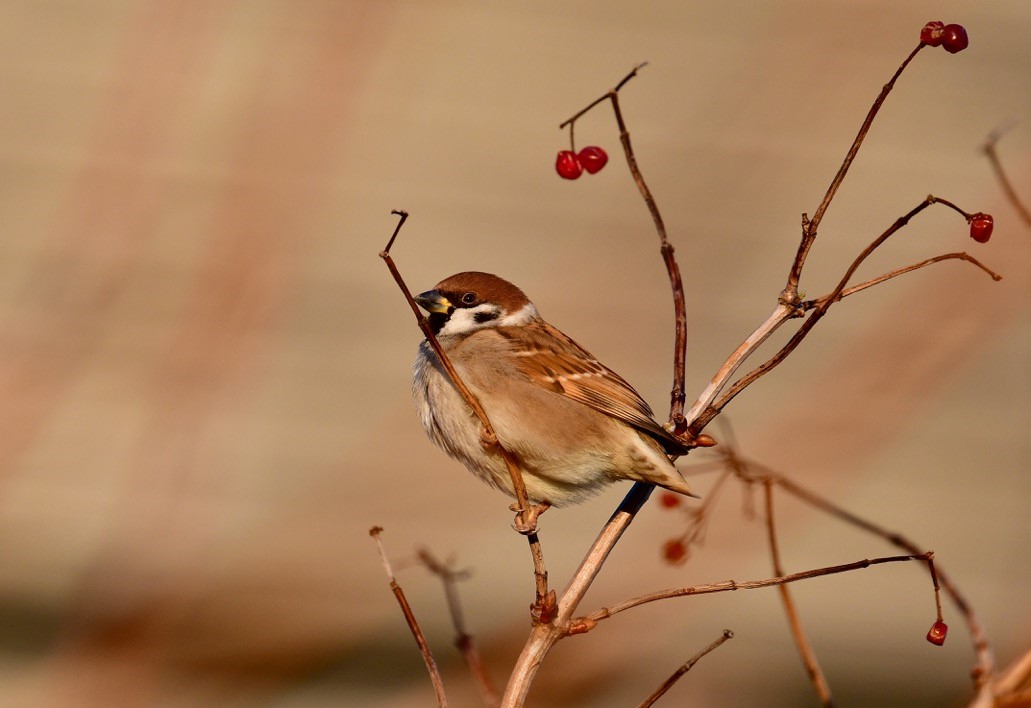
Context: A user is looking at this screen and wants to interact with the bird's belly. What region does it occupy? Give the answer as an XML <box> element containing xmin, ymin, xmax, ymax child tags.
<box><xmin>413</xmin><ymin>361</ymin><xmax>618</xmax><ymax>504</ymax></box>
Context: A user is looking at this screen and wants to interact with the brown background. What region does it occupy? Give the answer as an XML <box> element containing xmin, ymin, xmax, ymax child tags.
<box><xmin>0</xmin><ymin>2</ymin><xmax>1028</xmax><ymax>706</ymax></box>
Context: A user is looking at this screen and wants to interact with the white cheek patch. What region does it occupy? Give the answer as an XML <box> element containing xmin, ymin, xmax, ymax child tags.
<box><xmin>499</xmin><ymin>303</ymin><xmax>538</xmax><ymax>327</ymax></box>
<box><xmin>437</xmin><ymin>302</ymin><xmax>538</xmax><ymax>337</ymax></box>
<box><xmin>438</xmin><ymin>304</ymin><xmax>501</xmax><ymax>336</ymax></box>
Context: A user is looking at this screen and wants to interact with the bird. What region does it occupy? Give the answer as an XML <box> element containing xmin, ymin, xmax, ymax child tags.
<box><xmin>411</xmin><ymin>271</ymin><xmax>696</xmax><ymax>507</ymax></box>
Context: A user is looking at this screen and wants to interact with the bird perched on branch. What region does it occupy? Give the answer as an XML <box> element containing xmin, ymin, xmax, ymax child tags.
<box><xmin>412</xmin><ymin>271</ymin><xmax>696</xmax><ymax>506</ymax></box>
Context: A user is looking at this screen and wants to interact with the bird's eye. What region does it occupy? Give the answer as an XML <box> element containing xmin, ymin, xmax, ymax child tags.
<box><xmin>461</xmin><ymin>292</ymin><xmax>477</xmax><ymax>305</ymax></box>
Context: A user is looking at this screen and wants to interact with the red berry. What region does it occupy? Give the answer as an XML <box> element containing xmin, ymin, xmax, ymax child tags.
<box><xmin>555</xmin><ymin>150</ymin><xmax>583</xmax><ymax>180</ymax></box>
<box><xmin>926</xmin><ymin>620</ymin><xmax>948</xmax><ymax>646</ymax></box>
<box><xmin>662</xmin><ymin>539</ymin><xmax>688</xmax><ymax>565</ymax></box>
<box><xmin>941</xmin><ymin>24</ymin><xmax>968</xmax><ymax>54</ymax></box>
<box><xmin>659</xmin><ymin>491</ymin><xmax>682</xmax><ymax>509</ymax></box>
<box><xmin>577</xmin><ymin>146</ymin><xmax>608</xmax><ymax>174</ymax></box>
<box><xmin>969</xmin><ymin>212</ymin><xmax>993</xmax><ymax>243</ymax></box>
<box><xmin>920</xmin><ymin>21</ymin><xmax>945</xmax><ymax>47</ymax></box>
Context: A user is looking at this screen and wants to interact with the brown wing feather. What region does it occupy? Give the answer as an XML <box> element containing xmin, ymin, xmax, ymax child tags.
<box><xmin>498</xmin><ymin>323</ymin><xmax>687</xmax><ymax>453</ymax></box>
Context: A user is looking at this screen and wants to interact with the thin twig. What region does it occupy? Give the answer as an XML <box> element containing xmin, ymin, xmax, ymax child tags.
<box><xmin>559</xmin><ymin>62</ymin><xmax>648</xmax><ymax>129</ymax></box>
<box><xmin>637</xmin><ymin>630</ymin><xmax>735</xmax><ymax>708</ymax></box>
<box><xmin>983</xmin><ymin>126</ymin><xmax>1031</xmax><ymax>227</ymax></box>
<box><xmin>699</xmin><ymin>195</ymin><xmax>992</xmax><ymax>426</ymax></box>
<box><xmin>418</xmin><ymin>549</ymin><xmax>500</xmax><ymax>707</ymax></box>
<box><xmin>503</xmin><ymin>483</ymin><xmax>654</xmax><ymax>706</ymax></box>
<box><xmin>763</xmin><ymin>481</ymin><xmax>833</xmax><ymax>706</ymax></box>
<box><xmin>611</xmin><ymin>80</ymin><xmax>689</xmax><ymax>428</ymax></box>
<box><xmin>370</xmin><ymin>527</ymin><xmax>448</xmax><ymax>708</ymax></box>
<box><xmin>685</xmin><ymin>38</ymin><xmax>991</xmax><ymax>432</ymax></box>
<box><xmin>807</xmin><ymin>252</ymin><xmax>1002</xmax><ymax>307</ymax></box>
<box><xmin>380</xmin><ymin>211</ymin><xmax>551</xmax><ymax>617</ymax></box>
<box><xmin>788</xmin><ymin>44</ymin><xmax>925</xmax><ymax>299</ymax></box>
<box><xmin>756</xmin><ymin>470</ymin><xmax>997</xmax><ymax>695</ymax></box>
<box><xmin>582</xmin><ymin>552</ymin><xmax>931</xmax><ymax>624</ymax></box>
<box><xmin>682</xmin><ymin>303</ymin><xmax>795</xmax><ymax>432</ymax></box>
<box><xmin>560</xmin><ymin>63</ymin><xmax>691</xmax><ymax>429</ymax></box>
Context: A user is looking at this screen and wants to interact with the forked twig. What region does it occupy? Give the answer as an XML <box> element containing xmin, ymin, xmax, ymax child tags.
<box><xmin>767</xmin><ymin>472</ymin><xmax>995</xmax><ymax>696</ymax></box>
<box><xmin>579</xmin><ymin>552</ymin><xmax>932</xmax><ymax>624</ymax></box>
<box><xmin>786</xmin><ymin>43</ymin><xmax>924</xmax><ymax>300</ymax></box>
<box><xmin>713</xmin><ymin>457</ymin><xmax>995</xmax><ymax>699</ymax></box>
<box><xmin>637</xmin><ymin>629</ymin><xmax>734</xmax><ymax>708</ymax></box>
<box><xmin>563</xmin><ymin>62</ymin><xmax>691</xmax><ymax>431</ymax></box>
<box><xmin>687</xmin><ymin>195</ymin><xmax>1000</xmax><ymax>431</ymax></box>
<box><xmin>370</xmin><ymin>527</ymin><xmax>448</xmax><ymax>707</ymax></box>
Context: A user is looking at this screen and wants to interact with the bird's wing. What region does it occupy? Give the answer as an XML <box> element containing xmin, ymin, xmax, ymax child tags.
<box><xmin>498</xmin><ymin>322</ymin><xmax>686</xmax><ymax>453</ymax></box>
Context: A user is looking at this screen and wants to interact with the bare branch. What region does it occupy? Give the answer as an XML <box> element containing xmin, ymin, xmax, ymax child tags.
<box><xmin>583</xmin><ymin>552</ymin><xmax>931</xmax><ymax>624</ymax></box>
<box><xmin>808</xmin><ymin>252</ymin><xmax>1001</xmax><ymax>307</ymax></box>
<box><xmin>637</xmin><ymin>629</ymin><xmax>735</xmax><ymax>708</ymax></box>
<box><xmin>763</xmin><ymin>481</ymin><xmax>833</xmax><ymax>706</ymax></box>
<box><xmin>790</xmin><ymin>44</ymin><xmax>925</xmax><ymax>297</ymax></box>
<box><xmin>759</xmin><ymin>471</ymin><xmax>997</xmax><ymax>696</ymax></box>
<box><xmin>503</xmin><ymin>483</ymin><xmax>654</xmax><ymax>706</ymax></box>
<box><xmin>419</xmin><ymin>549</ymin><xmax>500</xmax><ymax>707</ymax></box>
<box><xmin>370</xmin><ymin>527</ymin><xmax>448</xmax><ymax>707</ymax></box>
<box><xmin>695</xmin><ymin>195</ymin><xmax>996</xmax><ymax>428</ymax></box>
<box><xmin>558</xmin><ymin>64</ymin><xmax>693</xmax><ymax>429</ymax></box>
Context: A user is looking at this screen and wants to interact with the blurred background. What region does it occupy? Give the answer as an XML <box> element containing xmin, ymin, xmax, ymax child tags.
<box><xmin>0</xmin><ymin>1</ymin><xmax>1028</xmax><ymax>706</ymax></box>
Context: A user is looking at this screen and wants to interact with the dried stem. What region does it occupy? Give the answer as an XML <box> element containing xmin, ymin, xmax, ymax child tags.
<box><xmin>370</xmin><ymin>527</ymin><xmax>448</xmax><ymax>708</ymax></box>
<box><xmin>561</xmin><ymin>62</ymin><xmax>690</xmax><ymax>429</ymax></box>
<box><xmin>502</xmin><ymin>483</ymin><xmax>654</xmax><ymax>706</ymax></box>
<box><xmin>786</xmin><ymin>44</ymin><xmax>924</xmax><ymax>299</ymax></box>
<box><xmin>691</xmin><ymin>195</ymin><xmax>998</xmax><ymax>431</ymax></box>
<box><xmin>760</xmin><ymin>471</ymin><xmax>997</xmax><ymax>697</ymax></box>
<box><xmin>763</xmin><ymin>481</ymin><xmax>833</xmax><ymax>706</ymax></box>
<box><xmin>581</xmin><ymin>552</ymin><xmax>931</xmax><ymax>624</ymax></box>
<box><xmin>807</xmin><ymin>251</ymin><xmax>1001</xmax><ymax>307</ymax></box>
<box><xmin>380</xmin><ymin>211</ymin><xmax>551</xmax><ymax>617</ymax></box>
<box><xmin>418</xmin><ymin>549</ymin><xmax>500</xmax><ymax>707</ymax></box>
<box><xmin>983</xmin><ymin>126</ymin><xmax>1031</xmax><ymax>227</ymax></box>
<box><xmin>637</xmin><ymin>629</ymin><xmax>735</xmax><ymax>708</ymax></box>
<box><xmin>686</xmin><ymin>44</ymin><xmax>959</xmax><ymax>432</ymax></box>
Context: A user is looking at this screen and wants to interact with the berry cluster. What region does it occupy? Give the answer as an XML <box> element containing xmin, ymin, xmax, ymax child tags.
<box><xmin>920</xmin><ymin>21</ymin><xmax>969</xmax><ymax>53</ymax></box>
<box><xmin>555</xmin><ymin>146</ymin><xmax>609</xmax><ymax>180</ymax></box>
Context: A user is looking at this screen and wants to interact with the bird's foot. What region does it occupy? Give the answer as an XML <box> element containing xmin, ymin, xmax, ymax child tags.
<box><xmin>510</xmin><ymin>500</ymin><xmax>551</xmax><ymax>535</ymax></box>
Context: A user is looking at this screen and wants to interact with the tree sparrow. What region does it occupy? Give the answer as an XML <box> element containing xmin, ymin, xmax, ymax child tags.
<box><xmin>412</xmin><ymin>271</ymin><xmax>696</xmax><ymax>506</ymax></box>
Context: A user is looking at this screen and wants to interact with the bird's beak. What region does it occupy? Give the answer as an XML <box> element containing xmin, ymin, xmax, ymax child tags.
<box><xmin>414</xmin><ymin>289</ymin><xmax>453</xmax><ymax>314</ymax></box>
